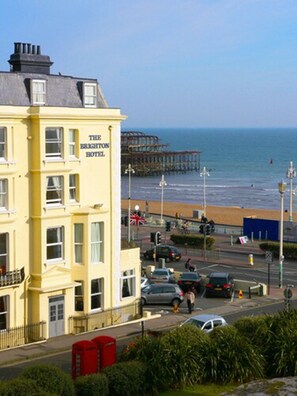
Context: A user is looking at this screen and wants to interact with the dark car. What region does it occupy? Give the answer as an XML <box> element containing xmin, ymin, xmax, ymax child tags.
<box><xmin>141</xmin><ymin>283</ymin><xmax>184</xmax><ymax>306</ymax></box>
<box><xmin>143</xmin><ymin>245</ymin><xmax>181</xmax><ymax>263</ymax></box>
<box><xmin>205</xmin><ymin>272</ymin><xmax>234</xmax><ymax>298</ymax></box>
<box><xmin>177</xmin><ymin>272</ymin><xmax>202</xmax><ymax>293</ymax></box>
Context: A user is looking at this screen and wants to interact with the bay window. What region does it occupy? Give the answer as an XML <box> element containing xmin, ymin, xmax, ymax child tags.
<box><xmin>121</xmin><ymin>269</ymin><xmax>136</xmax><ymax>298</ymax></box>
<box><xmin>91</xmin><ymin>222</ymin><xmax>103</xmax><ymax>263</ymax></box>
<box><xmin>74</xmin><ymin>224</ymin><xmax>83</xmax><ymax>263</ymax></box>
<box><xmin>91</xmin><ymin>278</ymin><xmax>103</xmax><ymax>310</ymax></box>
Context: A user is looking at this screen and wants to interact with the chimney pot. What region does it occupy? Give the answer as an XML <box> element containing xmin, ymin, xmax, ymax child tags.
<box><xmin>27</xmin><ymin>43</ymin><xmax>31</xmax><ymax>54</ymax></box>
<box><xmin>37</xmin><ymin>45</ymin><xmax>41</xmax><ymax>55</ymax></box>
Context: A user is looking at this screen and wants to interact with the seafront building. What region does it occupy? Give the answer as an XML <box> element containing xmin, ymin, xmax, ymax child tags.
<box><xmin>0</xmin><ymin>43</ymin><xmax>141</xmax><ymax>345</ymax></box>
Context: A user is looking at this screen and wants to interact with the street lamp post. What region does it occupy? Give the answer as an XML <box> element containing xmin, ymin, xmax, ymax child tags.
<box><xmin>125</xmin><ymin>163</ymin><xmax>135</xmax><ymax>243</ymax></box>
<box><xmin>286</xmin><ymin>161</ymin><xmax>296</xmax><ymax>222</ymax></box>
<box><xmin>159</xmin><ymin>174</ymin><xmax>167</xmax><ymax>224</ymax></box>
<box><xmin>278</xmin><ymin>180</ymin><xmax>286</xmax><ymax>288</ymax></box>
<box><xmin>200</xmin><ymin>166</ymin><xmax>210</xmax><ymax>217</ymax></box>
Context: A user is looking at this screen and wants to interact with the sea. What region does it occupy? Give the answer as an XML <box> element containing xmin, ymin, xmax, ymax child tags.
<box><xmin>121</xmin><ymin>128</ymin><xmax>297</xmax><ymax>211</ymax></box>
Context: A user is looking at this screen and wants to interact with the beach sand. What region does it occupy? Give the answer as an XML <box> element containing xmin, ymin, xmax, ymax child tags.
<box><xmin>121</xmin><ymin>199</ymin><xmax>288</xmax><ymax>226</ymax></box>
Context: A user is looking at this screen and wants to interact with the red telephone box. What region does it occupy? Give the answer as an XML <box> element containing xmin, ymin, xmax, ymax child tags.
<box><xmin>92</xmin><ymin>335</ymin><xmax>117</xmax><ymax>370</ymax></box>
<box><xmin>72</xmin><ymin>340</ymin><xmax>98</xmax><ymax>380</ymax></box>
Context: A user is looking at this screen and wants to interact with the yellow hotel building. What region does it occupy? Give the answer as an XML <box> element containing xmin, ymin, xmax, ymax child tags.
<box><xmin>0</xmin><ymin>43</ymin><xmax>141</xmax><ymax>343</ymax></box>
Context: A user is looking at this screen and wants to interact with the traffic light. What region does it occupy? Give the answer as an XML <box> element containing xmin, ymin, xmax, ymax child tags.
<box><xmin>166</xmin><ymin>221</ymin><xmax>171</xmax><ymax>232</ymax></box>
<box><xmin>199</xmin><ymin>224</ymin><xmax>204</xmax><ymax>234</ymax></box>
<box><xmin>150</xmin><ymin>232</ymin><xmax>156</xmax><ymax>243</ymax></box>
<box><xmin>155</xmin><ymin>231</ymin><xmax>161</xmax><ymax>245</ymax></box>
<box><xmin>124</xmin><ymin>216</ymin><xmax>128</xmax><ymax>227</ymax></box>
<box><xmin>205</xmin><ymin>224</ymin><xmax>211</xmax><ymax>235</ymax></box>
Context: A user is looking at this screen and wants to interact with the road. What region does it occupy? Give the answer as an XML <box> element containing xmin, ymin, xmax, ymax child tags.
<box><xmin>1</xmin><ymin>298</ymin><xmax>296</xmax><ymax>381</ymax></box>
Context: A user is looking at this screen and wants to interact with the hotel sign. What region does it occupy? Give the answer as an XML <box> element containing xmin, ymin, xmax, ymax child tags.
<box><xmin>80</xmin><ymin>134</ymin><xmax>109</xmax><ymax>157</ymax></box>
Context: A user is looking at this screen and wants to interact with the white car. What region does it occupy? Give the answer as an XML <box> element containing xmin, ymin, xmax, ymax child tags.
<box><xmin>181</xmin><ymin>314</ymin><xmax>228</xmax><ymax>333</ymax></box>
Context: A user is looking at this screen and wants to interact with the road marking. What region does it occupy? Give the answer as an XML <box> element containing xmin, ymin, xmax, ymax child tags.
<box><xmin>199</xmin><ymin>264</ymin><xmax>218</xmax><ymax>270</ymax></box>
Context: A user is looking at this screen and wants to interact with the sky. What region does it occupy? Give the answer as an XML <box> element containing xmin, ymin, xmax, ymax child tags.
<box><xmin>1</xmin><ymin>0</ymin><xmax>297</xmax><ymax>128</ymax></box>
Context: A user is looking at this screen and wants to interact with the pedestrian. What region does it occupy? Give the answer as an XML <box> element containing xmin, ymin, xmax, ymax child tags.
<box><xmin>186</xmin><ymin>288</ymin><xmax>195</xmax><ymax>314</ymax></box>
<box><xmin>185</xmin><ymin>258</ymin><xmax>191</xmax><ymax>270</ymax></box>
<box><xmin>189</xmin><ymin>260</ymin><xmax>196</xmax><ymax>272</ymax></box>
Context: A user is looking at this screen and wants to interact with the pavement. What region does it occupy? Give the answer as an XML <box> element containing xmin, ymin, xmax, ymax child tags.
<box><xmin>0</xmin><ymin>285</ymin><xmax>289</xmax><ymax>369</ymax></box>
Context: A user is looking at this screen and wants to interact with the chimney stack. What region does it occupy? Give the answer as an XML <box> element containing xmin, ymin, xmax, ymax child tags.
<box><xmin>8</xmin><ymin>42</ymin><xmax>53</xmax><ymax>74</ymax></box>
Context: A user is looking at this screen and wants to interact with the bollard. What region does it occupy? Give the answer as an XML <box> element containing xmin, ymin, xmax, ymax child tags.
<box><xmin>173</xmin><ymin>303</ymin><xmax>179</xmax><ymax>313</ymax></box>
<box><xmin>249</xmin><ymin>254</ymin><xmax>254</xmax><ymax>266</ymax></box>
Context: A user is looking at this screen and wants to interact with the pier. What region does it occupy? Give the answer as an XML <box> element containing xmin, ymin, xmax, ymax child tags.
<box><xmin>121</xmin><ymin>130</ymin><xmax>201</xmax><ymax>176</ymax></box>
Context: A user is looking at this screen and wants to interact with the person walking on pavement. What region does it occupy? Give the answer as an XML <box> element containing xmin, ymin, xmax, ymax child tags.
<box><xmin>186</xmin><ymin>288</ymin><xmax>195</xmax><ymax>314</ymax></box>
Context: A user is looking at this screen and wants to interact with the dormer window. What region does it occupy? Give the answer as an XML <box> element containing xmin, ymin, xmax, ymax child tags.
<box><xmin>84</xmin><ymin>83</ymin><xmax>97</xmax><ymax>107</ymax></box>
<box><xmin>32</xmin><ymin>79</ymin><xmax>46</xmax><ymax>105</ymax></box>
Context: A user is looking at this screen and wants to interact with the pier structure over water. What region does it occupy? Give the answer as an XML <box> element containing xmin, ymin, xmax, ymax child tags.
<box><xmin>121</xmin><ymin>130</ymin><xmax>201</xmax><ymax>176</ymax></box>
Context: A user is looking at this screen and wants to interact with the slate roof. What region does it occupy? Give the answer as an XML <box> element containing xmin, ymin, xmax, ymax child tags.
<box><xmin>0</xmin><ymin>71</ymin><xmax>108</xmax><ymax>108</ymax></box>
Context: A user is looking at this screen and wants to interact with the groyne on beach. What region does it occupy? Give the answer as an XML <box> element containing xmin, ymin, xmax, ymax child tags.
<box><xmin>121</xmin><ymin>199</ymin><xmax>288</xmax><ymax>227</ymax></box>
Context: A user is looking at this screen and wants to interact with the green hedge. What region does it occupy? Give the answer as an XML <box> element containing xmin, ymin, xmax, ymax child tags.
<box><xmin>170</xmin><ymin>234</ymin><xmax>215</xmax><ymax>249</ymax></box>
<box><xmin>74</xmin><ymin>373</ymin><xmax>109</xmax><ymax>396</ymax></box>
<box><xmin>103</xmin><ymin>361</ymin><xmax>147</xmax><ymax>396</ymax></box>
<box><xmin>259</xmin><ymin>241</ymin><xmax>297</xmax><ymax>260</ymax></box>
<box><xmin>19</xmin><ymin>364</ymin><xmax>74</xmax><ymax>396</ymax></box>
<box><xmin>0</xmin><ymin>378</ymin><xmax>50</xmax><ymax>396</ymax></box>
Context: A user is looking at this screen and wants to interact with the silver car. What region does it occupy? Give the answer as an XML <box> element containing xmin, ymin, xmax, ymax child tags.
<box><xmin>141</xmin><ymin>283</ymin><xmax>184</xmax><ymax>306</ymax></box>
<box><xmin>181</xmin><ymin>314</ymin><xmax>228</xmax><ymax>333</ymax></box>
<box><xmin>149</xmin><ymin>268</ymin><xmax>176</xmax><ymax>283</ymax></box>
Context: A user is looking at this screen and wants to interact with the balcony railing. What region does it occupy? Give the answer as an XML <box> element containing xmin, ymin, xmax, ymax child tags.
<box><xmin>69</xmin><ymin>299</ymin><xmax>142</xmax><ymax>335</ymax></box>
<box><xmin>0</xmin><ymin>267</ymin><xmax>25</xmax><ymax>288</ymax></box>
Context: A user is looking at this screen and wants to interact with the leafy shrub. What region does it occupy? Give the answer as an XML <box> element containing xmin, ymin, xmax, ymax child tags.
<box><xmin>205</xmin><ymin>326</ymin><xmax>264</xmax><ymax>384</ymax></box>
<box><xmin>170</xmin><ymin>234</ymin><xmax>215</xmax><ymax>249</ymax></box>
<box><xmin>103</xmin><ymin>361</ymin><xmax>147</xmax><ymax>396</ymax></box>
<box><xmin>120</xmin><ymin>336</ymin><xmax>166</xmax><ymax>393</ymax></box>
<box><xmin>0</xmin><ymin>377</ymin><xmax>50</xmax><ymax>395</ymax></box>
<box><xmin>158</xmin><ymin>325</ymin><xmax>210</xmax><ymax>388</ymax></box>
<box><xmin>19</xmin><ymin>364</ymin><xmax>74</xmax><ymax>396</ymax></box>
<box><xmin>74</xmin><ymin>373</ymin><xmax>108</xmax><ymax>396</ymax></box>
<box><xmin>263</xmin><ymin>309</ymin><xmax>297</xmax><ymax>377</ymax></box>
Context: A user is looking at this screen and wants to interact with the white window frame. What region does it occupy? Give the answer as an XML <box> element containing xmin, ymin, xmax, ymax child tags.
<box><xmin>0</xmin><ymin>233</ymin><xmax>8</xmax><ymax>274</ymax></box>
<box><xmin>74</xmin><ymin>281</ymin><xmax>84</xmax><ymax>311</ymax></box>
<box><xmin>46</xmin><ymin>226</ymin><xmax>64</xmax><ymax>262</ymax></box>
<box><xmin>0</xmin><ymin>127</ymin><xmax>6</xmax><ymax>161</ymax></box>
<box><xmin>69</xmin><ymin>129</ymin><xmax>77</xmax><ymax>158</ymax></box>
<box><xmin>91</xmin><ymin>278</ymin><xmax>103</xmax><ymax>310</ymax></box>
<box><xmin>91</xmin><ymin>222</ymin><xmax>103</xmax><ymax>263</ymax></box>
<box><xmin>84</xmin><ymin>83</ymin><xmax>97</xmax><ymax>107</ymax></box>
<box><xmin>121</xmin><ymin>269</ymin><xmax>136</xmax><ymax>299</ymax></box>
<box><xmin>74</xmin><ymin>224</ymin><xmax>83</xmax><ymax>264</ymax></box>
<box><xmin>45</xmin><ymin>128</ymin><xmax>63</xmax><ymax>158</ymax></box>
<box><xmin>46</xmin><ymin>176</ymin><xmax>63</xmax><ymax>205</ymax></box>
<box><xmin>69</xmin><ymin>174</ymin><xmax>78</xmax><ymax>202</ymax></box>
<box><xmin>0</xmin><ymin>296</ymin><xmax>8</xmax><ymax>331</ymax></box>
<box><xmin>0</xmin><ymin>179</ymin><xmax>7</xmax><ymax>210</ymax></box>
<box><xmin>32</xmin><ymin>79</ymin><xmax>46</xmax><ymax>105</ymax></box>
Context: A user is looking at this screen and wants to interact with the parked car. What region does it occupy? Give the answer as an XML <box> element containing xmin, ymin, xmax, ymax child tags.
<box><xmin>141</xmin><ymin>276</ymin><xmax>150</xmax><ymax>289</ymax></box>
<box><xmin>143</xmin><ymin>245</ymin><xmax>181</xmax><ymax>262</ymax></box>
<box><xmin>205</xmin><ymin>272</ymin><xmax>235</xmax><ymax>298</ymax></box>
<box><xmin>177</xmin><ymin>272</ymin><xmax>202</xmax><ymax>292</ymax></box>
<box><xmin>141</xmin><ymin>283</ymin><xmax>184</xmax><ymax>306</ymax></box>
<box><xmin>149</xmin><ymin>268</ymin><xmax>176</xmax><ymax>283</ymax></box>
<box><xmin>181</xmin><ymin>314</ymin><xmax>228</xmax><ymax>333</ymax></box>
